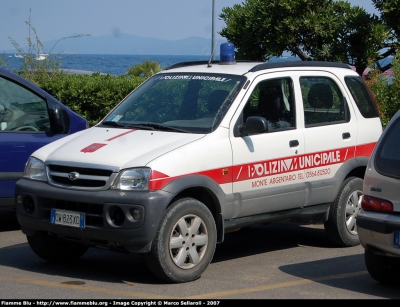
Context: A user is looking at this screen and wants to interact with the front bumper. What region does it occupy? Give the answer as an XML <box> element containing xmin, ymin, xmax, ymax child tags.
<box><xmin>15</xmin><ymin>179</ymin><xmax>174</xmax><ymax>253</ymax></box>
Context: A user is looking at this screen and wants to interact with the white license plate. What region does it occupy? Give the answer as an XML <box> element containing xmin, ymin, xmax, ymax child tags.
<box><xmin>50</xmin><ymin>209</ymin><xmax>85</xmax><ymax>228</ymax></box>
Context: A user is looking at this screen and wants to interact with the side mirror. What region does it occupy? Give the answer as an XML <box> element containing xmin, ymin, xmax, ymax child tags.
<box><xmin>49</xmin><ymin>104</ymin><xmax>67</xmax><ymax>134</ymax></box>
<box><xmin>239</xmin><ymin>116</ymin><xmax>268</xmax><ymax>136</ymax></box>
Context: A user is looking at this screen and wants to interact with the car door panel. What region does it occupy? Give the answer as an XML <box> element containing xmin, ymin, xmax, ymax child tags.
<box><xmin>230</xmin><ymin>74</ymin><xmax>306</xmax><ymax>218</ymax></box>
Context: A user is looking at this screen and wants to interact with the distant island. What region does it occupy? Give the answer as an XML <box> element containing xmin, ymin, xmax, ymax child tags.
<box><xmin>4</xmin><ymin>34</ymin><xmax>228</xmax><ymax>56</ymax></box>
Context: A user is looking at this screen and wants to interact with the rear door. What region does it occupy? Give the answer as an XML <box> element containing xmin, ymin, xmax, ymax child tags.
<box><xmin>298</xmin><ymin>71</ymin><xmax>357</xmax><ymax>205</ymax></box>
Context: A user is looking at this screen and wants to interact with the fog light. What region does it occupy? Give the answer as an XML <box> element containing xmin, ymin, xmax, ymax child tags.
<box><xmin>22</xmin><ymin>195</ymin><xmax>35</xmax><ymax>214</ymax></box>
<box><xmin>17</xmin><ymin>195</ymin><xmax>23</xmax><ymax>204</ymax></box>
<box><xmin>109</xmin><ymin>206</ymin><xmax>125</xmax><ymax>226</ymax></box>
<box><xmin>132</xmin><ymin>209</ymin><xmax>141</xmax><ymax>220</ymax></box>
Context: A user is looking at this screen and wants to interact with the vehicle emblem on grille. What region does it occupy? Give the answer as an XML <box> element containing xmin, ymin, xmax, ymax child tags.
<box><xmin>68</xmin><ymin>172</ymin><xmax>80</xmax><ymax>180</ymax></box>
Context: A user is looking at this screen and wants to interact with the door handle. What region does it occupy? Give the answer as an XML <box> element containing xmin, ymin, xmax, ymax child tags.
<box><xmin>289</xmin><ymin>140</ymin><xmax>299</xmax><ymax>147</ymax></box>
<box><xmin>342</xmin><ymin>132</ymin><xmax>351</xmax><ymax>139</ymax></box>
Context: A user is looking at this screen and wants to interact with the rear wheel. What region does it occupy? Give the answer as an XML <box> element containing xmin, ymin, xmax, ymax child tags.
<box><xmin>27</xmin><ymin>231</ymin><xmax>89</xmax><ymax>263</ymax></box>
<box><xmin>324</xmin><ymin>177</ymin><xmax>363</xmax><ymax>247</ymax></box>
<box><xmin>364</xmin><ymin>250</ymin><xmax>400</xmax><ymax>284</ymax></box>
<box><xmin>145</xmin><ymin>198</ymin><xmax>217</xmax><ymax>283</ymax></box>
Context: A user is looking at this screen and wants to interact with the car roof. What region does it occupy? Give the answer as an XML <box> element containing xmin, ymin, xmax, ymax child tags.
<box><xmin>162</xmin><ymin>60</ymin><xmax>354</xmax><ymax>76</ymax></box>
<box><xmin>0</xmin><ymin>67</ymin><xmax>52</xmax><ymax>97</ymax></box>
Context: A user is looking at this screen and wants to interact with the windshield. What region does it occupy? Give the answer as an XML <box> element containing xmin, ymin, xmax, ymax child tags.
<box><xmin>100</xmin><ymin>73</ymin><xmax>246</xmax><ymax>133</ymax></box>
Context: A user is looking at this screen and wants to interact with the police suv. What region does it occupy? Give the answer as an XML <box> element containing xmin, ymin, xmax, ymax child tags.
<box><xmin>15</xmin><ymin>43</ymin><xmax>382</xmax><ymax>283</ymax></box>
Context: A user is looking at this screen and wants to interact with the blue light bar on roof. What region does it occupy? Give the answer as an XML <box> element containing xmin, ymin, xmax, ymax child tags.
<box><xmin>219</xmin><ymin>42</ymin><xmax>236</xmax><ymax>65</ymax></box>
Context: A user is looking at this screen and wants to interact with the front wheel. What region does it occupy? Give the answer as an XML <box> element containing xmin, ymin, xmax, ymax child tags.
<box><xmin>144</xmin><ymin>198</ymin><xmax>217</xmax><ymax>283</ymax></box>
<box><xmin>27</xmin><ymin>231</ymin><xmax>89</xmax><ymax>263</ymax></box>
<box><xmin>324</xmin><ymin>177</ymin><xmax>363</xmax><ymax>247</ymax></box>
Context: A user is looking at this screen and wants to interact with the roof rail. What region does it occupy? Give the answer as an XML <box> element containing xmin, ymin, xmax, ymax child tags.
<box><xmin>165</xmin><ymin>60</ymin><xmax>262</xmax><ymax>70</ymax></box>
<box><xmin>249</xmin><ymin>61</ymin><xmax>351</xmax><ymax>72</ymax></box>
<box><xmin>165</xmin><ymin>61</ymin><xmax>218</xmax><ymax>70</ymax></box>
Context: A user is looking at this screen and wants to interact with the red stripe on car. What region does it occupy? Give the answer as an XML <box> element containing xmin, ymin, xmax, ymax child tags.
<box><xmin>148</xmin><ymin>143</ymin><xmax>376</xmax><ymax>190</ymax></box>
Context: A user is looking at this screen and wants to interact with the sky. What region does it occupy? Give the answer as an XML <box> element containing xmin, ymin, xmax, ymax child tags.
<box><xmin>0</xmin><ymin>0</ymin><xmax>379</xmax><ymax>52</ymax></box>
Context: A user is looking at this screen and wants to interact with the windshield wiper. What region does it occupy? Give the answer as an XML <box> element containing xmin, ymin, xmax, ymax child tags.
<box><xmin>102</xmin><ymin>121</ymin><xmax>189</xmax><ymax>133</ymax></box>
<box><xmin>102</xmin><ymin>121</ymin><xmax>154</xmax><ymax>130</ymax></box>
<box><xmin>102</xmin><ymin>121</ymin><xmax>129</xmax><ymax>127</ymax></box>
<box><xmin>130</xmin><ymin>123</ymin><xmax>189</xmax><ymax>133</ymax></box>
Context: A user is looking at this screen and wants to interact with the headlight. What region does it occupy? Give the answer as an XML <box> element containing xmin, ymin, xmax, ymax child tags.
<box><xmin>23</xmin><ymin>157</ymin><xmax>47</xmax><ymax>181</ymax></box>
<box><xmin>111</xmin><ymin>167</ymin><xmax>151</xmax><ymax>190</ymax></box>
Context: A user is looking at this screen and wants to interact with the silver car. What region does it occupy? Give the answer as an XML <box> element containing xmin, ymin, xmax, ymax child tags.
<box><xmin>357</xmin><ymin>110</ymin><xmax>400</xmax><ymax>284</ymax></box>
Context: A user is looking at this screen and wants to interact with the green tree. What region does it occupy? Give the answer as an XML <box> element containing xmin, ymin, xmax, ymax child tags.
<box><xmin>125</xmin><ymin>59</ymin><xmax>163</xmax><ymax>78</ymax></box>
<box><xmin>219</xmin><ymin>0</ymin><xmax>391</xmax><ymax>75</ymax></box>
<box><xmin>372</xmin><ymin>0</ymin><xmax>400</xmax><ymax>71</ymax></box>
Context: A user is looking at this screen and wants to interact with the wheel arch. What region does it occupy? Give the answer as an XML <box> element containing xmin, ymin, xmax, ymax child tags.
<box><xmin>343</xmin><ymin>157</ymin><xmax>369</xmax><ymax>181</ymax></box>
<box><xmin>331</xmin><ymin>157</ymin><xmax>368</xmax><ymax>196</ymax></box>
<box><xmin>160</xmin><ymin>175</ymin><xmax>226</xmax><ymax>243</ymax></box>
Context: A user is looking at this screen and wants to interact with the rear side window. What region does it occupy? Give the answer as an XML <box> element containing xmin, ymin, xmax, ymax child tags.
<box><xmin>300</xmin><ymin>77</ymin><xmax>349</xmax><ymax>127</ymax></box>
<box><xmin>375</xmin><ymin>115</ymin><xmax>400</xmax><ymax>179</ymax></box>
<box><xmin>345</xmin><ymin>76</ymin><xmax>379</xmax><ymax>118</ymax></box>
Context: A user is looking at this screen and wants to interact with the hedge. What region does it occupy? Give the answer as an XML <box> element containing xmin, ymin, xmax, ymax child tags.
<box><xmin>37</xmin><ymin>73</ymin><xmax>144</xmax><ymax>126</ymax></box>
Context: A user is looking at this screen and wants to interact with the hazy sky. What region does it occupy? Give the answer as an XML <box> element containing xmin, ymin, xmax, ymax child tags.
<box><xmin>0</xmin><ymin>0</ymin><xmax>379</xmax><ymax>51</ymax></box>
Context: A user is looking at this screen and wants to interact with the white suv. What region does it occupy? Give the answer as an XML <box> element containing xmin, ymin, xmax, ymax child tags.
<box><xmin>15</xmin><ymin>43</ymin><xmax>382</xmax><ymax>283</ymax></box>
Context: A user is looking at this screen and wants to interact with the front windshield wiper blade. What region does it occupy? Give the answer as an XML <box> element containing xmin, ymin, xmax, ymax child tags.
<box><xmin>102</xmin><ymin>121</ymin><xmax>189</xmax><ymax>133</ymax></box>
<box><xmin>130</xmin><ymin>123</ymin><xmax>190</xmax><ymax>133</ymax></box>
<box><xmin>102</xmin><ymin>121</ymin><xmax>129</xmax><ymax>128</ymax></box>
<box><xmin>102</xmin><ymin>121</ymin><xmax>156</xmax><ymax>130</ymax></box>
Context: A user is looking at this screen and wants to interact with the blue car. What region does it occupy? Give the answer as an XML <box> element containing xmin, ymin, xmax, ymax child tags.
<box><xmin>0</xmin><ymin>68</ymin><xmax>88</xmax><ymax>209</ymax></box>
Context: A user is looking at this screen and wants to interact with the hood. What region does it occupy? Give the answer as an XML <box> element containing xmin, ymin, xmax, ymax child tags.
<box><xmin>35</xmin><ymin>127</ymin><xmax>204</xmax><ymax>170</ymax></box>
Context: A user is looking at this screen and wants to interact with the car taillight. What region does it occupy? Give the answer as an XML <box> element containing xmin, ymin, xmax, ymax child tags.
<box><xmin>361</xmin><ymin>195</ymin><xmax>393</xmax><ymax>212</ymax></box>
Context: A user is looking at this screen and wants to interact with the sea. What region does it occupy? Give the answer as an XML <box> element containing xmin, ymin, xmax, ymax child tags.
<box><xmin>1</xmin><ymin>53</ymin><xmax>298</xmax><ymax>76</ymax></box>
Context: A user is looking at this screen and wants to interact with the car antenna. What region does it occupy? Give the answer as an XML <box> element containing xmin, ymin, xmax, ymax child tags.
<box><xmin>208</xmin><ymin>40</ymin><xmax>219</xmax><ymax>68</ymax></box>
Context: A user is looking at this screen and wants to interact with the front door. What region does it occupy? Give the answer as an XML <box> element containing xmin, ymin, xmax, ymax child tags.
<box><xmin>230</xmin><ymin>73</ymin><xmax>306</xmax><ymax>218</ymax></box>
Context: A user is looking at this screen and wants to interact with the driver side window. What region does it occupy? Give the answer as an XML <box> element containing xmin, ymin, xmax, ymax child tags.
<box><xmin>0</xmin><ymin>77</ymin><xmax>50</xmax><ymax>132</ymax></box>
<box><xmin>243</xmin><ymin>77</ymin><xmax>296</xmax><ymax>131</ymax></box>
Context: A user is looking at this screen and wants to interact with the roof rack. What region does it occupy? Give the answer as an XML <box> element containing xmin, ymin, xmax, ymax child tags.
<box><xmin>165</xmin><ymin>60</ymin><xmax>262</xmax><ymax>70</ymax></box>
<box><xmin>249</xmin><ymin>61</ymin><xmax>351</xmax><ymax>72</ymax></box>
<box><xmin>165</xmin><ymin>61</ymin><xmax>218</xmax><ymax>70</ymax></box>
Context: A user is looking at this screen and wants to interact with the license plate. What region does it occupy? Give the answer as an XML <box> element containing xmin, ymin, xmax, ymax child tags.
<box><xmin>50</xmin><ymin>209</ymin><xmax>85</xmax><ymax>228</ymax></box>
<box><xmin>394</xmin><ymin>230</ymin><xmax>400</xmax><ymax>246</ymax></box>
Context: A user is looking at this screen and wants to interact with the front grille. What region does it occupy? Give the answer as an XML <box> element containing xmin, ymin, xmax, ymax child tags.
<box><xmin>50</xmin><ymin>176</ymin><xmax>106</xmax><ymax>187</ymax></box>
<box><xmin>49</xmin><ymin>165</ymin><xmax>112</xmax><ymax>176</ymax></box>
<box><xmin>47</xmin><ymin>164</ymin><xmax>116</xmax><ymax>190</ymax></box>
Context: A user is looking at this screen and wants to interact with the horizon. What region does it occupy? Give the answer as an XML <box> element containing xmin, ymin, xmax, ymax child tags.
<box><xmin>1</xmin><ymin>0</ymin><xmax>379</xmax><ymax>53</ymax></box>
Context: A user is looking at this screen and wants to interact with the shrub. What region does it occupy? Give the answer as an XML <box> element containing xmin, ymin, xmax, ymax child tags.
<box><xmin>37</xmin><ymin>73</ymin><xmax>144</xmax><ymax>126</ymax></box>
<box><xmin>367</xmin><ymin>51</ymin><xmax>399</xmax><ymax>128</ymax></box>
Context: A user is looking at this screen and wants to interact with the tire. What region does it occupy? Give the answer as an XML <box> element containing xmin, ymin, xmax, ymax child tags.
<box><xmin>144</xmin><ymin>198</ymin><xmax>217</xmax><ymax>283</ymax></box>
<box><xmin>324</xmin><ymin>177</ymin><xmax>363</xmax><ymax>247</ymax></box>
<box><xmin>27</xmin><ymin>231</ymin><xmax>89</xmax><ymax>263</ymax></box>
<box><xmin>364</xmin><ymin>250</ymin><xmax>400</xmax><ymax>284</ymax></box>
